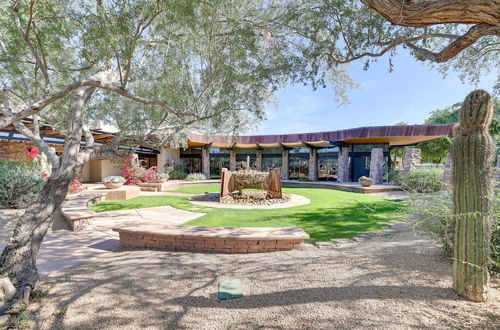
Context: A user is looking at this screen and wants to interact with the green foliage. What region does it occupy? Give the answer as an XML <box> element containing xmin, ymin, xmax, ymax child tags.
<box><xmin>398</xmin><ymin>168</ymin><xmax>444</xmax><ymax>193</ymax></box>
<box><xmin>418</xmin><ymin>100</ymin><xmax>500</xmax><ymax>162</ymax></box>
<box><xmin>90</xmin><ymin>186</ymin><xmax>406</xmax><ymax>241</ymax></box>
<box><xmin>0</xmin><ymin>160</ymin><xmax>45</xmax><ymax>209</ymax></box>
<box><xmin>407</xmin><ymin>187</ymin><xmax>500</xmax><ymax>274</ymax></box>
<box><xmin>185</xmin><ymin>173</ymin><xmax>207</xmax><ymax>181</ymax></box>
<box><xmin>388</xmin><ymin>169</ymin><xmax>402</xmax><ymax>184</ymax></box>
<box><xmin>168</xmin><ymin>169</ymin><xmax>187</xmax><ymax>180</ymax></box>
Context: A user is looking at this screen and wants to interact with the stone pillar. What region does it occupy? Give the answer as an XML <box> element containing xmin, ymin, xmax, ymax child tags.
<box><xmin>281</xmin><ymin>149</ymin><xmax>289</xmax><ymax>180</ymax></box>
<box><xmin>337</xmin><ymin>146</ymin><xmax>350</xmax><ymax>183</ymax></box>
<box><xmin>403</xmin><ymin>148</ymin><xmax>421</xmax><ymax>172</ymax></box>
<box><xmin>229</xmin><ymin>149</ymin><xmax>236</xmax><ymax>171</ymax></box>
<box><xmin>256</xmin><ymin>149</ymin><xmax>262</xmax><ymax>171</ymax></box>
<box><xmin>369</xmin><ymin>148</ymin><xmax>384</xmax><ymax>184</ymax></box>
<box><xmin>201</xmin><ymin>148</ymin><xmax>210</xmax><ymax>179</ymax></box>
<box><xmin>308</xmin><ymin>148</ymin><xmax>318</xmax><ymax>181</ymax></box>
<box><xmin>442</xmin><ymin>152</ymin><xmax>453</xmax><ymax>189</ymax></box>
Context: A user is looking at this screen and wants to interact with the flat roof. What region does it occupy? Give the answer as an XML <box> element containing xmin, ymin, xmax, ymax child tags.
<box><xmin>188</xmin><ymin>124</ymin><xmax>454</xmax><ymax>149</ymax></box>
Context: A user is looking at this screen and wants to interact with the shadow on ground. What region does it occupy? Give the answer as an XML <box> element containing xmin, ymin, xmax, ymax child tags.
<box><xmin>30</xmin><ymin>231</ymin><xmax>499</xmax><ymax>330</ymax></box>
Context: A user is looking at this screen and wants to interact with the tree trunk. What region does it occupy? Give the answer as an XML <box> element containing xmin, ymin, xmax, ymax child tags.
<box><xmin>0</xmin><ymin>86</ymin><xmax>94</xmax><ymax>316</ymax></box>
<box><xmin>0</xmin><ymin>166</ymin><xmax>79</xmax><ymax>314</ymax></box>
<box><xmin>452</xmin><ymin>90</ymin><xmax>495</xmax><ymax>302</ymax></box>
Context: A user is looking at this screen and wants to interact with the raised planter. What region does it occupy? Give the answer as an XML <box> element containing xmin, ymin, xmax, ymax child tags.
<box><xmin>360</xmin><ymin>181</ymin><xmax>374</xmax><ymax>187</ymax></box>
<box><xmin>154</xmin><ymin>178</ymin><xmax>167</xmax><ymax>183</ymax></box>
<box><xmin>104</xmin><ymin>183</ymin><xmax>124</xmax><ymax>189</ymax></box>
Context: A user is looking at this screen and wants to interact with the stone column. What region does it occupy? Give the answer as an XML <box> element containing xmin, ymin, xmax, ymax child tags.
<box><xmin>201</xmin><ymin>148</ymin><xmax>210</xmax><ymax>179</ymax></box>
<box><xmin>281</xmin><ymin>149</ymin><xmax>289</xmax><ymax>180</ymax></box>
<box><xmin>442</xmin><ymin>152</ymin><xmax>453</xmax><ymax>189</ymax></box>
<box><xmin>369</xmin><ymin>148</ymin><xmax>384</xmax><ymax>184</ymax></box>
<box><xmin>255</xmin><ymin>149</ymin><xmax>262</xmax><ymax>171</ymax></box>
<box><xmin>337</xmin><ymin>146</ymin><xmax>350</xmax><ymax>183</ymax></box>
<box><xmin>403</xmin><ymin>148</ymin><xmax>421</xmax><ymax>172</ymax></box>
<box><xmin>308</xmin><ymin>148</ymin><xmax>318</xmax><ymax>181</ymax></box>
<box><xmin>229</xmin><ymin>149</ymin><xmax>236</xmax><ymax>171</ymax></box>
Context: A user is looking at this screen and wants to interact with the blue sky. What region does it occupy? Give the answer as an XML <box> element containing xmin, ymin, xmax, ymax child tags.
<box><xmin>255</xmin><ymin>51</ymin><xmax>497</xmax><ymax>135</ymax></box>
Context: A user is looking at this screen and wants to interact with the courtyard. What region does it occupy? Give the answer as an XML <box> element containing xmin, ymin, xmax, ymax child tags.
<box><xmin>1</xmin><ymin>1</ymin><xmax>500</xmax><ymax>328</ymax></box>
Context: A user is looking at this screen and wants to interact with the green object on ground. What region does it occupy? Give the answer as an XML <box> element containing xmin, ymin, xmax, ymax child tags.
<box><xmin>218</xmin><ymin>279</ymin><xmax>243</xmax><ymax>300</ymax></box>
<box><xmin>90</xmin><ymin>185</ymin><xmax>406</xmax><ymax>241</ymax></box>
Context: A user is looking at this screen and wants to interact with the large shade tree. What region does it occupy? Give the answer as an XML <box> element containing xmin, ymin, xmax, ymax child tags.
<box><xmin>0</xmin><ymin>0</ymin><xmax>315</xmax><ymax>315</ymax></box>
<box><xmin>1</xmin><ymin>0</ymin><xmax>498</xmax><ymax>315</ymax></box>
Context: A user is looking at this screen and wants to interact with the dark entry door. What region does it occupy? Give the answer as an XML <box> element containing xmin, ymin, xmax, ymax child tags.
<box><xmin>352</xmin><ymin>156</ymin><xmax>370</xmax><ymax>181</ymax></box>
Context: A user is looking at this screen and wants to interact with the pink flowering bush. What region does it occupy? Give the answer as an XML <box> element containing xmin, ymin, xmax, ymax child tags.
<box><xmin>122</xmin><ymin>159</ymin><xmax>161</xmax><ymax>184</ymax></box>
<box><xmin>26</xmin><ymin>148</ymin><xmax>40</xmax><ymax>159</ymax></box>
<box><xmin>68</xmin><ymin>179</ymin><xmax>87</xmax><ymax>194</ymax></box>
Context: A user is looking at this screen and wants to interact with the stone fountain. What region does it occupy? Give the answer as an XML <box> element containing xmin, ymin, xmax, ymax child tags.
<box><xmin>219</xmin><ymin>168</ymin><xmax>282</xmax><ymax>202</ymax></box>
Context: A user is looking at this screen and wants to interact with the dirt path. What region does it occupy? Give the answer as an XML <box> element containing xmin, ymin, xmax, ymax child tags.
<box><xmin>29</xmin><ymin>230</ymin><xmax>499</xmax><ymax>329</ymax></box>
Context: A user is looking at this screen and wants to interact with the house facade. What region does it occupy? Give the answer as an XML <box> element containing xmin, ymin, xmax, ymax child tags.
<box><xmin>0</xmin><ymin>124</ymin><xmax>453</xmax><ymax>183</ymax></box>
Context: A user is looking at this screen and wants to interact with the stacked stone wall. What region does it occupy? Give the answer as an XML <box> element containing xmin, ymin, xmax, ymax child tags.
<box><xmin>369</xmin><ymin>148</ymin><xmax>384</xmax><ymax>184</ymax></box>
<box><xmin>118</xmin><ymin>231</ymin><xmax>304</xmax><ymax>253</ymax></box>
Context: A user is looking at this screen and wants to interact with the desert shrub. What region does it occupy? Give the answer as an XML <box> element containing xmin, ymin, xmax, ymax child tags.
<box><xmin>0</xmin><ymin>160</ymin><xmax>45</xmax><ymax>208</ymax></box>
<box><xmin>68</xmin><ymin>179</ymin><xmax>87</xmax><ymax>194</ymax></box>
<box><xmin>407</xmin><ymin>186</ymin><xmax>500</xmax><ymax>273</ymax></box>
<box><xmin>399</xmin><ymin>168</ymin><xmax>444</xmax><ymax>193</ymax></box>
<box><xmin>388</xmin><ymin>170</ymin><xmax>402</xmax><ymax>184</ymax></box>
<box><xmin>168</xmin><ymin>169</ymin><xmax>187</xmax><ymax>180</ymax></box>
<box><xmin>185</xmin><ymin>173</ymin><xmax>207</xmax><ymax>181</ymax></box>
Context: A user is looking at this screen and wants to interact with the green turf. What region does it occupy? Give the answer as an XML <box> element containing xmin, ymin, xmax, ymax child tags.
<box><xmin>90</xmin><ymin>185</ymin><xmax>406</xmax><ymax>241</ymax></box>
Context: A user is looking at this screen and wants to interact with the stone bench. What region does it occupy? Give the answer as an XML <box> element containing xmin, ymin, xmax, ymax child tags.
<box><xmin>113</xmin><ymin>223</ymin><xmax>310</xmax><ymax>254</ymax></box>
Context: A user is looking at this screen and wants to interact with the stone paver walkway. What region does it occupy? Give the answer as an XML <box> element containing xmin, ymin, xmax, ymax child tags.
<box><xmin>0</xmin><ymin>206</ymin><xmax>204</xmax><ymax>277</ymax></box>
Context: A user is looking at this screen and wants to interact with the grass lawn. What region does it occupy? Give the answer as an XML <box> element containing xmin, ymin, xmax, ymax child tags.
<box><xmin>90</xmin><ymin>184</ymin><xmax>406</xmax><ymax>241</ymax></box>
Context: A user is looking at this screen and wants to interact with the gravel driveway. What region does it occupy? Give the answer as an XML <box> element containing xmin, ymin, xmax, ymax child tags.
<box><xmin>28</xmin><ymin>230</ymin><xmax>499</xmax><ymax>329</ymax></box>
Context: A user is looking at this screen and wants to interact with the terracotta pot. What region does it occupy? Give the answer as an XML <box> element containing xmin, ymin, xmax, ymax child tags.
<box><xmin>104</xmin><ymin>183</ymin><xmax>123</xmax><ymax>189</ymax></box>
<box><xmin>155</xmin><ymin>179</ymin><xmax>167</xmax><ymax>183</ymax></box>
<box><xmin>360</xmin><ymin>181</ymin><xmax>374</xmax><ymax>187</ymax></box>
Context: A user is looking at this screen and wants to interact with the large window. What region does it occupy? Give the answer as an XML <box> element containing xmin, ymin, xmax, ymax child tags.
<box><xmin>236</xmin><ymin>148</ymin><xmax>256</xmax><ymax>170</ymax></box>
<box><xmin>262</xmin><ymin>148</ymin><xmax>282</xmax><ymax>171</ymax></box>
<box><xmin>318</xmin><ymin>147</ymin><xmax>339</xmax><ymax>181</ymax></box>
<box><xmin>138</xmin><ymin>153</ymin><xmax>158</xmax><ymax>168</ymax></box>
<box><xmin>210</xmin><ymin>148</ymin><xmax>229</xmax><ymax>179</ymax></box>
<box><xmin>180</xmin><ymin>147</ymin><xmax>201</xmax><ymax>173</ymax></box>
<box><xmin>289</xmin><ymin>148</ymin><xmax>309</xmax><ymax>180</ymax></box>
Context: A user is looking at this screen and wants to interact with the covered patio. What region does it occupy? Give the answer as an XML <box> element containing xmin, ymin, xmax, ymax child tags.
<box><xmin>182</xmin><ymin>124</ymin><xmax>453</xmax><ymax>183</ymax></box>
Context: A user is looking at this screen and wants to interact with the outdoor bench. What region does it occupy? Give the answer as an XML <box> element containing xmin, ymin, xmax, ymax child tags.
<box><xmin>112</xmin><ymin>223</ymin><xmax>310</xmax><ymax>254</ymax></box>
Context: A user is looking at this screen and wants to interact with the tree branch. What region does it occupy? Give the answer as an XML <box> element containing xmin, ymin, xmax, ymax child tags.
<box><xmin>406</xmin><ymin>24</ymin><xmax>500</xmax><ymax>62</ymax></box>
<box><xmin>362</xmin><ymin>0</ymin><xmax>500</xmax><ymax>27</ymax></box>
<box><xmin>0</xmin><ymin>96</ymin><xmax>60</xmax><ymax>169</ymax></box>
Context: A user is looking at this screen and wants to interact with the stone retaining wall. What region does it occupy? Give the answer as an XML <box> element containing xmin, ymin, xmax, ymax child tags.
<box><xmin>117</xmin><ymin>231</ymin><xmax>304</xmax><ymax>253</ymax></box>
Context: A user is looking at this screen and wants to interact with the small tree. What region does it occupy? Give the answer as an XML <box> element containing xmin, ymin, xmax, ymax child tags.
<box><xmin>452</xmin><ymin>90</ymin><xmax>495</xmax><ymax>302</ymax></box>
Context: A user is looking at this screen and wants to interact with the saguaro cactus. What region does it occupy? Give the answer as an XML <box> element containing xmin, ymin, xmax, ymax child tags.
<box><xmin>452</xmin><ymin>90</ymin><xmax>495</xmax><ymax>302</ymax></box>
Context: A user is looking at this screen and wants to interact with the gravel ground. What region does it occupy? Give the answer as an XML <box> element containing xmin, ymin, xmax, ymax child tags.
<box><xmin>29</xmin><ymin>230</ymin><xmax>499</xmax><ymax>330</ymax></box>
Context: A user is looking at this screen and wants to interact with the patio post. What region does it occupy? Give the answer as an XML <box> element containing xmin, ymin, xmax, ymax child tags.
<box><xmin>337</xmin><ymin>146</ymin><xmax>350</xmax><ymax>183</ymax></box>
<box><xmin>201</xmin><ymin>147</ymin><xmax>210</xmax><ymax>179</ymax></box>
<box><xmin>229</xmin><ymin>149</ymin><xmax>236</xmax><ymax>171</ymax></box>
<box><xmin>308</xmin><ymin>148</ymin><xmax>318</xmax><ymax>181</ymax></box>
<box><xmin>281</xmin><ymin>149</ymin><xmax>289</xmax><ymax>180</ymax></box>
<box><xmin>256</xmin><ymin>149</ymin><xmax>262</xmax><ymax>171</ymax></box>
<box><xmin>369</xmin><ymin>148</ymin><xmax>384</xmax><ymax>184</ymax></box>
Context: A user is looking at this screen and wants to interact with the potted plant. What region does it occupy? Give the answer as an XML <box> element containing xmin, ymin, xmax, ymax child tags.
<box><xmin>154</xmin><ymin>172</ymin><xmax>169</xmax><ymax>183</ymax></box>
<box><xmin>358</xmin><ymin>176</ymin><xmax>374</xmax><ymax>187</ymax></box>
<box><xmin>103</xmin><ymin>176</ymin><xmax>126</xmax><ymax>189</ymax></box>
